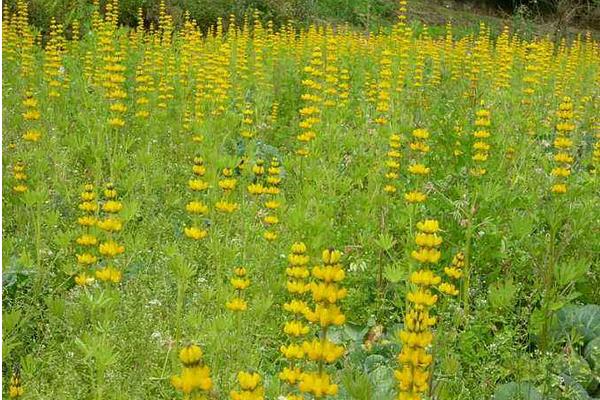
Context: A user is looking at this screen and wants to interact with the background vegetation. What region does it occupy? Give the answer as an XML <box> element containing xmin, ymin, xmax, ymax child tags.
<box><xmin>16</xmin><ymin>0</ymin><xmax>600</xmax><ymax>38</ymax></box>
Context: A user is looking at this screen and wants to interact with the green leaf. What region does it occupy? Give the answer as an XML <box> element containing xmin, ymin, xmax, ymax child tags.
<box><xmin>493</xmin><ymin>382</ymin><xmax>543</xmax><ymax>400</ymax></box>
<box><xmin>363</xmin><ymin>354</ymin><xmax>386</xmax><ymax>373</ymax></box>
<box><xmin>554</xmin><ymin>304</ymin><xmax>600</xmax><ymax>344</ymax></box>
<box><xmin>555</xmin><ymin>353</ymin><xmax>597</xmax><ymax>393</ymax></box>
<box><xmin>559</xmin><ymin>374</ymin><xmax>593</xmax><ymax>400</ymax></box>
<box><xmin>344</xmin><ymin>323</ymin><xmax>368</xmax><ymax>343</ymax></box>
<box><xmin>488</xmin><ymin>278</ymin><xmax>517</xmax><ymax>311</ymax></box>
<box><xmin>584</xmin><ymin>336</ymin><xmax>600</xmax><ymax>373</ymax></box>
<box><xmin>383</xmin><ymin>262</ymin><xmax>407</xmax><ymax>284</ymax></box>
<box><xmin>374</xmin><ymin>233</ymin><xmax>395</xmax><ymax>252</ymax></box>
<box><xmin>369</xmin><ymin>366</ymin><xmax>395</xmax><ymax>400</ymax></box>
<box><xmin>341</xmin><ymin>369</ymin><xmax>373</xmax><ymax>400</ymax></box>
<box><xmin>553</xmin><ymin>258</ymin><xmax>589</xmax><ymax>288</ymax></box>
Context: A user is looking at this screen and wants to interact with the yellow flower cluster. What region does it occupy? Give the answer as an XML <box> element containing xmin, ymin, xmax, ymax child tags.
<box><xmin>593</xmin><ymin>120</ymin><xmax>600</xmax><ymax>174</ymax></box>
<box><xmin>298</xmin><ymin>371</ymin><xmax>338</xmax><ymax>398</ymax></box>
<box><xmin>439</xmin><ymin>252</ymin><xmax>465</xmax><ymax>296</ymax></box>
<box><xmin>302</xmin><ymin>338</ymin><xmax>344</xmax><ymax>363</ymax></box>
<box><xmin>246</xmin><ymin>157</ymin><xmax>283</xmax><ymax>237</ymax></box>
<box><xmin>185</xmin><ymin>105</ymin><xmax>205</xmax><ymax>144</ymax></box>
<box><xmin>551</xmin><ymin>97</ymin><xmax>576</xmax><ymax>194</ymax></box>
<box><xmin>12</xmin><ymin>160</ymin><xmax>28</xmax><ymax>194</ymax></box>
<box><xmin>230</xmin><ymin>371</ymin><xmax>264</xmax><ymax>400</ymax></box>
<box><xmin>366</xmin><ymin>72</ymin><xmax>377</xmax><ymax>105</ymax></box>
<box><xmin>493</xmin><ymin>26</ymin><xmax>513</xmax><ymax>90</ymax></box>
<box><xmin>413</xmin><ymin>27</ymin><xmax>427</xmax><ymax>90</ymax></box>
<box><xmin>270</xmin><ymin>101</ymin><xmax>280</xmax><ymax>126</ymax></box>
<box><xmin>374</xmin><ymin>49</ymin><xmax>392</xmax><ymax>125</ymax></box>
<box><xmin>297</xmin><ymin>248</ymin><xmax>345</xmax><ymax>398</ymax></box>
<box><xmin>521</xmin><ymin>42</ymin><xmax>542</xmax><ymax>105</ymax></box>
<box><xmin>21</xmin><ymin>90</ymin><xmax>42</xmax><ymax>143</ymax></box>
<box><xmin>206</xmin><ymin>40</ymin><xmax>232</xmax><ymax>117</ymax></box>
<box><xmin>338</xmin><ymin>68</ymin><xmax>351</xmax><ymax>107</ymax></box>
<box><xmin>216</xmin><ymin>167</ymin><xmax>239</xmax><ymax>214</ymax></box>
<box><xmin>427</xmin><ymin>35</ymin><xmax>442</xmax><ymax>88</ymax></box>
<box><xmin>9</xmin><ymin>370</ymin><xmax>24</xmax><ymax>398</ymax></box>
<box><xmin>171</xmin><ymin>344</ymin><xmax>213</xmax><ymax>396</ymax></box>
<box><xmin>262</xmin><ymin>158</ymin><xmax>283</xmax><ymax>241</ymax></box>
<box><xmin>384</xmin><ymin>133</ymin><xmax>403</xmax><ymax>194</ymax></box>
<box><xmin>297</xmin><ymin>47</ymin><xmax>323</xmax><ymax>157</ymax></box>
<box><xmin>75</xmin><ymin>184</ymin><xmax>99</xmax><ymax>286</ymax></box>
<box><xmin>396</xmin><ymin>219</ymin><xmax>443</xmax><ymax>400</ymax></box>
<box><xmin>2</xmin><ymin>4</ymin><xmax>18</xmax><ymax>62</ymax></box>
<box><xmin>226</xmin><ymin>267</ymin><xmax>249</xmax><ymax>312</ymax></box>
<box><xmin>394</xmin><ymin>0</ymin><xmax>410</xmax><ymax>94</ymax></box>
<box><xmin>13</xmin><ymin>0</ymin><xmax>35</xmax><ymax>80</ymax></box>
<box><xmin>43</xmin><ymin>17</ymin><xmax>67</xmax><ymax>99</ymax></box>
<box><xmin>470</xmin><ymin>105</ymin><xmax>492</xmax><ymax>177</ymax></box>
<box><xmin>465</xmin><ymin>22</ymin><xmax>492</xmax><ymax>95</ymax></box>
<box><xmin>322</xmin><ymin>31</ymin><xmax>339</xmax><ymax>109</ymax></box>
<box><xmin>96</xmin><ymin>183</ymin><xmax>125</xmax><ymax>284</ymax></box>
<box><xmin>240</xmin><ymin>103</ymin><xmax>256</xmax><ymax>139</ymax></box>
<box><xmin>185</xmin><ymin>156</ymin><xmax>209</xmax><ymax>240</ymax></box>
<box><xmin>251</xmin><ymin>11</ymin><xmax>267</xmax><ymax>89</ymax></box>
<box><xmin>405</xmin><ymin>128</ymin><xmax>430</xmax><ymax>204</ymax></box>
<box><xmin>98</xmin><ymin>0</ymin><xmax>127</xmax><ymax>129</ymax></box>
<box><xmin>280</xmin><ymin>242</ymin><xmax>311</xmax><ymax>395</ymax></box>
<box><xmin>133</xmin><ymin>53</ymin><xmax>154</xmax><ymax>120</ymax></box>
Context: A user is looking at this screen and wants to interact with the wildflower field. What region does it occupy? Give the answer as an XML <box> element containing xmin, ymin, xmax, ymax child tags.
<box><xmin>2</xmin><ymin>0</ymin><xmax>600</xmax><ymax>399</ymax></box>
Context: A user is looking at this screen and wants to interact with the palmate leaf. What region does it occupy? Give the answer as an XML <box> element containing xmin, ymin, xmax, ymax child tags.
<box><xmin>383</xmin><ymin>262</ymin><xmax>406</xmax><ymax>283</ymax></box>
<box><xmin>488</xmin><ymin>278</ymin><xmax>517</xmax><ymax>310</ymax></box>
<box><xmin>553</xmin><ymin>258</ymin><xmax>590</xmax><ymax>288</ymax></box>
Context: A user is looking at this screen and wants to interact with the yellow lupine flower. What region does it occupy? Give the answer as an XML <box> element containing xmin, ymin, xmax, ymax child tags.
<box><xmin>76</xmin><ymin>253</ymin><xmax>97</xmax><ymax>265</ymax></box>
<box><xmin>76</xmin><ymin>234</ymin><xmax>98</xmax><ymax>246</ymax></box>
<box><xmin>179</xmin><ymin>344</ymin><xmax>203</xmax><ymax>367</ymax></box>
<box><xmin>184</xmin><ymin>226</ymin><xmax>208</xmax><ymax>240</ymax></box>
<box><xmin>99</xmin><ymin>241</ymin><xmax>125</xmax><ymax>257</ymax></box>
<box><xmin>188</xmin><ymin>179</ymin><xmax>209</xmax><ymax>191</ymax></box>
<box><xmin>185</xmin><ymin>201</ymin><xmax>208</xmax><ymax>214</ymax></box>
<box><xmin>226</xmin><ymin>297</ymin><xmax>247</xmax><ymax>311</ymax></box>
<box><xmin>95</xmin><ymin>266</ymin><xmax>122</xmax><ymax>283</ymax></box>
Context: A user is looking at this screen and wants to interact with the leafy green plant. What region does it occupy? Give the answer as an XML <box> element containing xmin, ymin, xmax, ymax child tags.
<box><xmin>488</xmin><ymin>278</ymin><xmax>518</xmax><ymax>311</ymax></box>
<box><xmin>493</xmin><ymin>381</ymin><xmax>543</xmax><ymax>400</ymax></box>
<box><xmin>552</xmin><ymin>305</ymin><xmax>600</xmax><ymax>344</ymax></box>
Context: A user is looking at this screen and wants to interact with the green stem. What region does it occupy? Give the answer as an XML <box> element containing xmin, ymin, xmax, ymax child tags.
<box><xmin>175</xmin><ymin>277</ymin><xmax>186</xmax><ymax>345</ymax></box>
<box><xmin>428</xmin><ymin>333</ymin><xmax>437</xmax><ymax>396</ymax></box>
<box><xmin>540</xmin><ymin>202</ymin><xmax>560</xmax><ymax>351</ymax></box>
<box><xmin>319</xmin><ymin>325</ymin><xmax>327</xmax><ymax>375</ymax></box>
<box><xmin>95</xmin><ymin>348</ymin><xmax>105</xmax><ymax>400</ymax></box>
<box><xmin>462</xmin><ymin>205</ymin><xmax>476</xmax><ymax>320</ymax></box>
<box><xmin>377</xmin><ymin>206</ymin><xmax>388</xmax><ymax>309</ymax></box>
<box><xmin>405</xmin><ymin>203</ymin><xmax>416</xmax><ymax>311</ymax></box>
<box><xmin>33</xmin><ymin>198</ymin><xmax>43</xmax><ymax>296</ymax></box>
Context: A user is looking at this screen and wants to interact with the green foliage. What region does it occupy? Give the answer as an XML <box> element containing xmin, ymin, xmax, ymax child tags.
<box><xmin>7</xmin><ymin>0</ymin><xmax>397</xmax><ymax>36</ymax></box>
<box><xmin>553</xmin><ymin>258</ymin><xmax>590</xmax><ymax>289</ymax></box>
<box><xmin>493</xmin><ymin>382</ymin><xmax>543</xmax><ymax>400</ymax></box>
<box><xmin>555</xmin><ymin>353</ymin><xmax>598</xmax><ymax>393</ymax></box>
<box><xmin>488</xmin><ymin>278</ymin><xmax>518</xmax><ymax>311</ymax></box>
<box><xmin>2</xmin><ymin>309</ymin><xmax>23</xmax><ymax>362</ymax></box>
<box><xmin>585</xmin><ymin>336</ymin><xmax>600</xmax><ymax>372</ymax></box>
<box><xmin>553</xmin><ymin>305</ymin><xmax>600</xmax><ymax>344</ymax></box>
